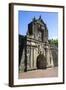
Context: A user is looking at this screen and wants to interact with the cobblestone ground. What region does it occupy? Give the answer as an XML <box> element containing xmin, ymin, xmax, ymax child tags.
<box><xmin>19</xmin><ymin>67</ymin><xmax>58</xmax><ymax>79</ymax></box>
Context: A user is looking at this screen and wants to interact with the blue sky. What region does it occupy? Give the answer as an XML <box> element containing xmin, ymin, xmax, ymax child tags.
<box><xmin>18</xmin><ymin>11</ymin><xmax>58</xmax><ymax>39</ymax></box>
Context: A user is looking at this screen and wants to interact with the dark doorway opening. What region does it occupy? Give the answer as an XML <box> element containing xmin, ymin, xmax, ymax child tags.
<box><xmin>36</xmin><ymin>54</ymin><xmax>47</xmax><ymax>69</ymax></box>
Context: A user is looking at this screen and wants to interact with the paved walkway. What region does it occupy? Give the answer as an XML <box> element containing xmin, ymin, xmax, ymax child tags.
<box><xmin>19</xmin><ymin>67</ymin><xmax>58</xmax><ymax>79</ymax></box>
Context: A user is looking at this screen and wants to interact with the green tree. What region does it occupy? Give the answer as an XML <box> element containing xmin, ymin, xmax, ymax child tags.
<box><xmin>48</xmin><ymin>39</ymin><xmax>58</xmax><ymax>47</ymax></box>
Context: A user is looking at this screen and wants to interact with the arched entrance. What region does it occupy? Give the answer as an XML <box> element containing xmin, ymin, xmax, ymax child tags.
<box><xmin>36</xmin><ymin>54</ymin><xmax>47</xmax><ymax>69</ymax></box>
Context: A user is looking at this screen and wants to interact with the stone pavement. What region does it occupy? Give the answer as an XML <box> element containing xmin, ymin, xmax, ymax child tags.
<box><xmin>19</xmin><ymin>67</ymin><xmax>58</xmax><ymax>79</ymax></box>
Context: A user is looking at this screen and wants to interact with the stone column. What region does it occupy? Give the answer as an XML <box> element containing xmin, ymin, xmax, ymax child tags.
<box><xmin>34</xmin><ymin>47</ymin><xmax>38</xmax><ymax>69</ymax></box>
<box><xmin>50</xmin><ymin>50</ymin><xmax>54</xmax><ymax>67</ymax></box>
<box><xmin>30</xmin><ymin>47</ymin><xmax>32</xmax><ymax>69</ymax></box>
<box><xmin>46</xmin><ymin>46</ymin><xmax>54</xmax><ymax>68</ymax></box>
<box><xmin>46</xmin><ymin>47</ymin><xmax>51</xmax><ymax>68</ymax></box>
<box><xmin>30</xmin><ymin>47</ymin><xmax>34</xmax><ymax>69</ymax></box>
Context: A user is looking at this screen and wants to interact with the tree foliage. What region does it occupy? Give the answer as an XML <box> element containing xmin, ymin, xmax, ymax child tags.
<box><xmin>48</xmin><ymin>39</ymin><xmax>58</xmax><ymax>47</ymax></box>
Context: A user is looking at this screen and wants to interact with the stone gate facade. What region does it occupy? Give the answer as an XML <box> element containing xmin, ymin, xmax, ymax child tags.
<box><xmin>19</xmin><ymin>16</ymin><xmax>58</xmax><ymax>72</ymax></box>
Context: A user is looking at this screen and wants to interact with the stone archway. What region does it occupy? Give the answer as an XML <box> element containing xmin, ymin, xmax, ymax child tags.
<box><xmin>36</xmin><ymin>54</ymin><xmax>47</xmax><ymax>69</ymax></box>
